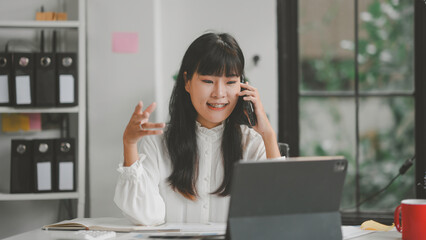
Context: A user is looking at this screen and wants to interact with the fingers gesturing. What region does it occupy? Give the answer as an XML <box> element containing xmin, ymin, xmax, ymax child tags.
<box><xmin>124</xmin><ymin>101</ymin><xmax>165</xmax><ymax>145</ymax></box>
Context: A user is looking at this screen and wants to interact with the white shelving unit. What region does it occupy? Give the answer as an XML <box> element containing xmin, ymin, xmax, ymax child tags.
<box><xmin>0</xmin><ymin>21</ymin><xmax>80</xmax><ymax>28</ymax></box>
<box><xmin>0</xmin><ymin>192</ymin><xmax>79</xmax><ymax>201</ymax></box>
<box><xmin>0</xmin><ymin>0</ymin><xmax>86</xmax><ymax>218</ymax></box>
<box><xmin>0</xmin><ymin>106</ymin><xmax>80</xmax><ymax>113</ymax></box>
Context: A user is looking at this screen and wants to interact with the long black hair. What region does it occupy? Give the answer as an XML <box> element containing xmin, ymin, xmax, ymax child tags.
<box><xmin>165</xmin><ymin>32</ymin><xmax>248</xmax><ymax>200</ymax></box>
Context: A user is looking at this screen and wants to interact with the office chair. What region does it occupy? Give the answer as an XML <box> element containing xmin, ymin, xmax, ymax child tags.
<box><xmin>278</xmin><ymin>142</ymin><xmax>290</xmax><ymax>157</ymax></box>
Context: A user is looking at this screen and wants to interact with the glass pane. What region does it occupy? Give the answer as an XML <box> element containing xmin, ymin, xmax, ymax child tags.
<box><xmin>299</xmin><ymin>97</ymin><xmax>356</xmax><ymax>209</ymax></box>
<box><xmin>359</xmin><ymin>97</ymin><xmax>415</xmax><ymax>211</ymax></box>
<box><xmin>358</xmin><ymin>0</ymin><xmax>414</xmax><ymax>92</ymax></box>
<box><xmin>299</xmin><ymin>0</ymin><xmax>355</xmax><ymax>92</ymax></box>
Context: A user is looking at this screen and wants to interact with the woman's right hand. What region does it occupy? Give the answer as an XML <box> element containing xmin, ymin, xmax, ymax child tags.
<box><xmin>123</xmin><ymin>101</ymin><xmax>165</xmax><ymax>144</ymax></box>
<box><xmin>123</xmin><ymin>101</ymin><xmax>165</xmax><ymax>166</ymax></box>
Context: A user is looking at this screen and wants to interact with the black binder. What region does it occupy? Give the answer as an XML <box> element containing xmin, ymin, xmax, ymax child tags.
<box><xmin>56</xmin><ymin>53</ymin><xmax>77</xmax><ymax>106</ymax></box>
<box><xmin>35</xmin><ymin>53</ymin><xmax>56</xmax><ymax>106</ymax></box>
<box><xmin>33</xmin><ymin>139</ymin><xmax>55</xmax><ymax>192</ymax></box>
<box><xmin>0</xmin><ymin>52</ymin><xmax>13</xmax><ymax>106</ymax></box>
<box><xmin>13</xmin><ymin>52</ymin><xmax>35</xmax><ymax>107</ymax></box>
<box><xmin>54</xmin><ymin>138</ymin><xmax>76</xmax><ymax>192</ymax></box>
<box><xmin>10</xmin><ymin>139</ymin><xmax>34</xmax><ymax>193</ymax></box>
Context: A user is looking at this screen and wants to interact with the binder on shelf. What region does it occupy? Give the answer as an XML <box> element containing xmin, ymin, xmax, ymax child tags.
<box><xmin>0</xmin><ymin>53</ymin><xmax>13</xmax><ymax>106</ymax></box>
<box><xmin>10</xmin><ymin>139</ymin><xmax>34</xmax><ymax>193</ymax></box>
<box><xmin>33</xmin><ymin>139</ymin><xmax>55</xmax><ymax>192</ymax></box>
<box><xmin>56</xmin><ymin>53</ymin><xmax>78</xmax><ymax>106</ymax></box>
<box><xmin>13</xmin><ymin>52</ymin><xmax>35</xmax><ymax>107</ymax></box>
<box><xmin>54</xmin><ymin>138</ymin><xmax>76</xmax><ymax>192</ymax></box>
<box><xmin>35</xmin><ymin>53</ymin><xmax>57</xmax><ymax>107</ymax></box>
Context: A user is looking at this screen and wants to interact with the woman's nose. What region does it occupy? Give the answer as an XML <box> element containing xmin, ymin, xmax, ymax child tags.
<box><xmin>212</xmin><ymin>82</ymin><xmax>226</xmax><ymax>98</ymax></box>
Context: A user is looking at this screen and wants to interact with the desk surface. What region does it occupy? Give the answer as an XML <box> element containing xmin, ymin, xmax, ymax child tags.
<box><xmin>4</xmin><ymin>229</ymin><xmax>402</xmax><ymax>240</ymax></box>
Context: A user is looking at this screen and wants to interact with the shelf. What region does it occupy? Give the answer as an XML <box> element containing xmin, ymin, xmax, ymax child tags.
<box><xmin>0</xmin><ymin>192</ymin><xmax>79</xmax><ymax>201</ymax></box>
<box><xmin>0</xmin><ymin>0</ymin><xmax>86</xmax><ymax>218</ymax></box>
<box><xmin>0</xmin><ymin>106</ymin><xmax>79</xmax><ymax>113</ymax></box>
<box><xmin>0</xmin><ymin>21</ymin><xmax>80</xmax><ymax>29</ymax></box>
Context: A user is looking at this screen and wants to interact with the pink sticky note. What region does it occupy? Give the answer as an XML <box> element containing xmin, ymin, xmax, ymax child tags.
<box><xmin>112</xmin><ymin>32</ymin><xmax>139</xmax><ymax>53</ymax></box>
<box><xmin>28</xmin><ymin>113</ymin><xmax>41</xmax><ymax>131</ymax></box>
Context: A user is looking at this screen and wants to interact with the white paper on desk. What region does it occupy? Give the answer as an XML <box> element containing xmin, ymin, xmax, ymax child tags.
<box><xmin>163</xmin><ymin>222</ymin><xmax>226</xmax><ymax>233</ymax></box>
<box><xmin>137</xmin><ymin>232</ymin><xmax>225</xmax><ymax>238</ymax></box>
<box><xmin>126</xmin><ymin>223</ymin><xmax>226</xmax><ymax>239</ymax></box>
<box><xmin>342</xmin><ymin>226</ymin><xmax>375</xmax><ymax>240</ymax></box>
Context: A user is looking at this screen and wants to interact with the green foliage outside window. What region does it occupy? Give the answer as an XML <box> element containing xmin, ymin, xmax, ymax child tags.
<box><xmin>299</xmin><ymin>0</ymin><xmax>414</xmax><ymax>211</ymax></box>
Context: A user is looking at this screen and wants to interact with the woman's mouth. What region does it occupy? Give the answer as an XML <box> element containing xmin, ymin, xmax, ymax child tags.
<box><xmin>207</xmin><ymin>103</ymin><xmax>228</xmax><ymax>110</ymax></box>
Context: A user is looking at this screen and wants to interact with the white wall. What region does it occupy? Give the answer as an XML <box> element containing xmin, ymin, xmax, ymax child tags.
<box><xmin>87</xmin><ymin>0</ymin><xmax>278</xmax><ymax>217</ymax></box>
<box><xmin>87</xmin><ymin>0</ymin><xmax>157</xmax><ymax>217</ymax></box>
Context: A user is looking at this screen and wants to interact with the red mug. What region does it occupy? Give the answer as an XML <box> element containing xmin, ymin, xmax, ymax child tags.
<box><xmin>394</xmin><ymin>199</ymin><xmax>426</xmax><ymax>240</ymax></box>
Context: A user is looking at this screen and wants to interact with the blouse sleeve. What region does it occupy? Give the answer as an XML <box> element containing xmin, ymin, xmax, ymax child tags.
<box><xmin>244</xmin><ymin>127</ymin><xmax>286</xmax><ymax>161</ymax></box>
<box><xmin>113</xmin><ymin>136</ymin><xmax>165</xmax><ymax>226</ymax></box>
<box><xmin>246</xmin><ymin>130</ymin><xmax>267</xmax><ymax>160</ymax></box>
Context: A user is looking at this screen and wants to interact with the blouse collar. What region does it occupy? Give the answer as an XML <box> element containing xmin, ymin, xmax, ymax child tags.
<box><xmin>195</xmin><ymin>121</ymin><xmax>224</xmax><ymax>141</ymax></box>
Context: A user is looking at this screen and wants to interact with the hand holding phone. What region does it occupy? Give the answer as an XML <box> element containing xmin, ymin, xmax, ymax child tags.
<box><xmin>240</xmin><ymin>75</ymin><xmax>257</xmax><ymax>126</ymax></box>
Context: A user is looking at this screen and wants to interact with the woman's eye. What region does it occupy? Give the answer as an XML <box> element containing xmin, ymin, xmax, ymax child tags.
<box><xmin>202</xmin><ymin>80</ymin><xmax>213</xmax><ymax>84</ymax></box>
<box><xmin>227</xmin><ymin>81</ymin><xmax>237</xmax><ymax>85</ymax></box>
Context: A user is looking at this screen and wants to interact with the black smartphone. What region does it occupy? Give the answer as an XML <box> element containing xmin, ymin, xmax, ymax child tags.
<box><xmin>240</xmin><ymin>75</ymin><xmax>257</xmax><ymax>126</ymax></box>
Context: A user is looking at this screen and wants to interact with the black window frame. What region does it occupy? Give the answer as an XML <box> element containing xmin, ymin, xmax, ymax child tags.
<box><xmin>278</xmin><ymin>0</ymin><xmax>426</xmax><ymax>224</ymax></box>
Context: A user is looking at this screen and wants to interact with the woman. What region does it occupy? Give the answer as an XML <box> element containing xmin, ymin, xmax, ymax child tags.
<box><xmin>114</xmin><ymin>32</ymin><xmax>281</xmax><ymax>226</ymax></box>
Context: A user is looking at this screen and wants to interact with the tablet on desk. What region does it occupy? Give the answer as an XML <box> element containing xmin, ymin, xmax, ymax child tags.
<box><xmin>226</xmin><ymin>156</ymin><xmax>348</xmax><ymax>240</ymax></box>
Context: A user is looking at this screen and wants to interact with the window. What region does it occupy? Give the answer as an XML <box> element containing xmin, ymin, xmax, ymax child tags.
<box><xmin>278</xmin><ymin>0</ymin><xmax>426</xmax><ymax>223</ymax></box>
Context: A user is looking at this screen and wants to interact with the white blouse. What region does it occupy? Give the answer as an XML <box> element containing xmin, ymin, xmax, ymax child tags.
<box><xmin>114</xmin><ymin>122</ymin><xmax>267</xmax><ymax>226</ymax></box>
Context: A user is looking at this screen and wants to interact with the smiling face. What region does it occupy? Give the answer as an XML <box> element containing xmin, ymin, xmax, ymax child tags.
<box><xmin>185</xmin><ymin>72</ymin><xmax>241</xmax><ymax>129</ymax></box>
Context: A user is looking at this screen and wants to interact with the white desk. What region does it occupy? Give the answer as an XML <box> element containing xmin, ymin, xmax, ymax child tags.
<box><xmin>4</xmin><ymin>228</ymin><xmax>402</xmax><ymax>240</ymax></box>
<box><xmin>352</xmin><ymin>231</ymin><xmax>401</xmax><ymax>240</ymax></box>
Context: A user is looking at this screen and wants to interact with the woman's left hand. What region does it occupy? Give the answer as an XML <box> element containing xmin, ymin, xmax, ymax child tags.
<box><xmin>238</xmin><ymin>82</ymin><xmax>275</xmax><ymax>138</ymax></box>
